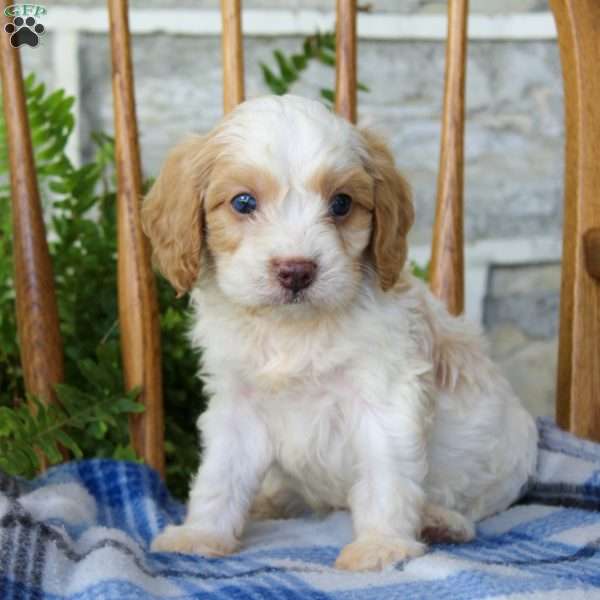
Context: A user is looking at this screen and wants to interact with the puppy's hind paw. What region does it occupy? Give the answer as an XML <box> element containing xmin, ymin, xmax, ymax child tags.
<box><xmin>421</xmin><ymin>504</ymin><xmax>476</xmax><ymax>544</ymax></box>
<box><xmin>151</xmin><ymin>524</ymin><xmax>237</xmax><ymax>557</ymax></box>
<box><xmin>335</xmin><ymin>536</ymin><xmax>426</xmax><ymax>571</ymax></box>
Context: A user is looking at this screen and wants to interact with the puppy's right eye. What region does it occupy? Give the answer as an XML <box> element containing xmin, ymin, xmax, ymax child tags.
<box><xmin>231</xmin><ymin>193</ymin><xmax>257</xmax><ymax>214</ymax></box>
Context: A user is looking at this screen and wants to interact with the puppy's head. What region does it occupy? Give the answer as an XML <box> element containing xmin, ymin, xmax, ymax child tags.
<box><xmin>142</xmin><ymin>95</ymin><xmax>413</xmax><ymax>310</ymax></box>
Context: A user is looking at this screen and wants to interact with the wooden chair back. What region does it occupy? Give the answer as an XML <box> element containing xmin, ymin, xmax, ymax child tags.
<box><xmin>0</xmin><ymin>0</ymin><xmax>599</xmax><ymax>476</ymax></box>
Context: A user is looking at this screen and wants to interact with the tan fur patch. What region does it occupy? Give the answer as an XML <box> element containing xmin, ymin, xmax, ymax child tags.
<box><xmin>359</xmin><ymin>129</ymin><xmax>415</xmax><ymax>291</ymax></box>
<box><xmin>205</xmin><ymin>163</ymin><xmax>282</xmax><ymax>213</ymax></box>
<box><xmin>306</xmin><ymin>165</ymin><xmax>374</xmax><ymax>257</ymax></box>
<box><xmin>307</xmin><ymin>165</ymin><xmax>374</xmax><ymax>211</ymax></box>
<box><xmin>205</xmin><ymin>209</ymin><xmax>243</xmax><ymax>255</ymax></box>
<box><xmin>142</xmin><ymin>134</ymin><xmax>221</xmax><ymax>295</ymax></box>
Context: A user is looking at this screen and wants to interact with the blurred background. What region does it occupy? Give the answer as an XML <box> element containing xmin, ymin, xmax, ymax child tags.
<box><xmin>20</xmin><ymin>0</ymin><xmax>562</xmax><ymax>419</ymax></box>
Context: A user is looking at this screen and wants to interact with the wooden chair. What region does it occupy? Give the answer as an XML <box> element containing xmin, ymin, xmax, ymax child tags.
<box><xmin>0</xmin><ymin>0</ymin><xmax>599</xmax><ymax>477</ymax></box>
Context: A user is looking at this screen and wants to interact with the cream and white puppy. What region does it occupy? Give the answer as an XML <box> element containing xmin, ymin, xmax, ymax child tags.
<box><xmin>143</xmin><ymin>94</ymin><xmax>538</xmax><ymax>571</ymax></box>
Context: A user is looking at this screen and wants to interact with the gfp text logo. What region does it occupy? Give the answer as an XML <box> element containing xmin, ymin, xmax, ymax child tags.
<box><xmin>4</xmin><ymin>4</ymin><xmax>46</xmax><ymax>48</ymax></box>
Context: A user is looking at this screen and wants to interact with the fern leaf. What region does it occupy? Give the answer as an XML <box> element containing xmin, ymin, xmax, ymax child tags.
<box><xmin>410</xmin><ymin>260</ymin><xmax>430</xmax><ymax>282</ymax></box>
<box><xmin>113</xmin><ymin>395</ymin><xmax>145</xmax><ymax>414</ymax></box>
<box><xmin>273</xmin><ymin>50</ymin><xmax>297</xmax><ymax>84</ymax></box>
<box><xmin>317</xmin><ymin>49</ymin><xmax>336</xmax><ymax>67</ymax></box>
<box><xmin>28</xmin><ymin>81</ymin><xmax>46</xmax><ymax>101</ymax></box>
<box><xmin>291</xmin><ymin>54</ymin><xmax>307</xmax><ymax>70</ymax></box>
<box><xmin>320</xmin><ymin>88</ymin><xmax>335</xmax><ymax>103</ymax></box>
<box><xmin>55</xmin><ymin>429</ymin><xmax>83</xmax><ymax>458</ymax></box>
<box><xmin>262</xmin><ymin>32</ymin><xmax>369</xmax><ymax>103</ymax></box>
<box><xmin>0</xmin><ymin>379</ymin><xmax>143</xmax><ymax>477</ymax></box>
<box><xmin>321</xmin><ymin>32</ymin><xmax>336</xmax><ymax>51</ymax></box>
<box><xmin>260</xmin><ymin>63</ymin><xmax>288</xmax><ymax>95</ymax></box>
<box><xmin>303</xmin><ymin>37</ymin><xmax>316</xmax><ymax>58</ymax></box>
<box><xmin>77</xmin><ymin>357</ymin><xmax>116</xmax><ymax>393</ymax></box>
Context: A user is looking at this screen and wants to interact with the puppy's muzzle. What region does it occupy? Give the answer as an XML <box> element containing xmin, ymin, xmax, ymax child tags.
<box><xmin>272</xmin><ymin>259</ymin><xmax>317</xmax><ymax>293</ymax></box>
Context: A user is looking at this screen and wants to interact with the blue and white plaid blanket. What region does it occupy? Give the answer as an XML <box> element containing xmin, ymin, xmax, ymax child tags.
<box><xmin>2</xmin><ymin>418</ymin><xmax>600</xmax><ymax>599</ymax></box>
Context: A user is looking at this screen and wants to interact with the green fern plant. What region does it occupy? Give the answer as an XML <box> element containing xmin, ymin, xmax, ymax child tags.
<box><xmin>0</xmin><ymin>75</ymin><xmax>141</xmax><ymax>476</ymax></box>
<box><xmin>0</xmin><ymin>382</ymin><xmax>142</xmax><ymax>479</ymax></box>
<box><xmin>0</xmin><ymin>73</ymin><xmax>204</xmax><ymax>497</ymax></box>
<box><xmin>410</xmin><ymin>261</ymin><xmax>429</xmax><ymax>282</ymax></box>
<box><xmin>260</xmin><ymin>31</ymin><xmax>369</xmax><ymax>103</ymax></box>
<box><xmin>0</xmin><ymin>74</ymin><xmax>78</xmax><ymax>404</ymax></box>
<box><xmin>0</xmin><ymin>74</ymin><xmax>75</xmax><ymax>189</ymax></box>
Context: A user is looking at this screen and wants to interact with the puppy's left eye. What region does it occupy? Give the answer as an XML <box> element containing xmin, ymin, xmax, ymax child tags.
<box><xmin>231</xmin><ymin>193</ymin><xmax>257</xmax><ymax>214</ymax></box>
<box><xmin>328</xmin><ymin>193</ymin><xmax>352</xmax><ymax>218</ymax></box>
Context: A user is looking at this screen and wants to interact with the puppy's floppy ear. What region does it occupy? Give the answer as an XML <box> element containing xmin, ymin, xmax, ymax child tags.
<box><xmin>360</xmin><ymin>128</ymin><xmax>415</xmax><ymax>291</ymax></box>
<box><xmin>142</xmin><ymin>134</ymin><xmax>217</xmax><ymax>295</ymax></box>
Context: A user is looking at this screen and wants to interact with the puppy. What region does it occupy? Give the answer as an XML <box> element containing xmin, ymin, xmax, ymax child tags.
<box><xmin>143</xmin><ymin>94</ymin><xmax>538</xmax><ymax>571</ymax></box>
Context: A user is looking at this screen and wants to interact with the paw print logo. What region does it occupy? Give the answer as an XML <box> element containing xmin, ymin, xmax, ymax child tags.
<box><xmin>4</xmin><ymin>16</ymin><xmax>45</xmax><ymax>48</ymax></box>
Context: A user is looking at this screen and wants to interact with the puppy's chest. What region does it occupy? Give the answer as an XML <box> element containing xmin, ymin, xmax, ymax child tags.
<box><xmin>257</xmin><ymin>374</ymin><xmax>359</xmax><ymax>502</ymax></box>
<box><xmin>206</xmin><ymin>316</ymin><xmax>358</xmax><ymax>391</ymax></box>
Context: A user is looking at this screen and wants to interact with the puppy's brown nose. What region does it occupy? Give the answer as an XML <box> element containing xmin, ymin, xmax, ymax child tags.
<box><xmin>274</xmin><ymin>259</ymin><xmax>317</xmax><ymax>292</ymax></box>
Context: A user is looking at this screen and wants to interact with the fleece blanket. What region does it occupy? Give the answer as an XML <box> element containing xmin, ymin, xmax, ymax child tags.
<box><xmin>2</xmin><ymin>418</ymin><xmax>600</xmax><ymax>599</ymax></box>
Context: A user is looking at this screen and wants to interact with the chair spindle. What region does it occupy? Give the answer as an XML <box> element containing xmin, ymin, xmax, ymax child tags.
<box><xmin>0</xmin><ymin>2</ymin><xmax>64</xmax><ymax>421</ymax></box>
<box><xmin>108</xmin><ymin>0</ymin><xmax>164</xmax><ymax>475</ymax></box>
<box><xmin>335</xmin><ymin>0</ymin><xmax>357</xmax><ymax>123</ymax></box>
<box><xmin>221</xmin><ymin>0</ymin><xmax>245</xmax><ymax>113</ymax></box>
<box><xmin>430</xmin><ymin>0</ymin><xmax>469</xmax><ymax>316</ymax></box>
<box><xmin>549</xmin><ymin>0</ymin><xmax>600</xmax><ymax>441</ymax></box>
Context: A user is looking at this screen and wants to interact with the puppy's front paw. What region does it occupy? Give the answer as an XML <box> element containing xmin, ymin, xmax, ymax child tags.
<box><xmin>335</xmin><ymin>536</ymin><xmax>426</xmax><ymax>571</ymax></box>
<box><xmin>151</xmin><ymin>525</ymin><xmax>237</xmax><ymax>557</ymax></box>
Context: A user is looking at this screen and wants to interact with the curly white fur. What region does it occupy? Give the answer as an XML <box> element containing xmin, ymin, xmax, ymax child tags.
<box><xmin>146</xmin><ymin>95</ymin><xmax>538</xmax><ymax>571</ymax></box>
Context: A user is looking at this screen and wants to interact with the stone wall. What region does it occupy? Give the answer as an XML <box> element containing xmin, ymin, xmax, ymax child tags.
<box><xmin>484</xmin><ymin>263</ymin><xmax>560</xmax><ymax>417</ymax></box>
<box><xmin>16</xmin><ymin>2</ymin><xmax>563</xmax><ymax>418</ymax></box>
